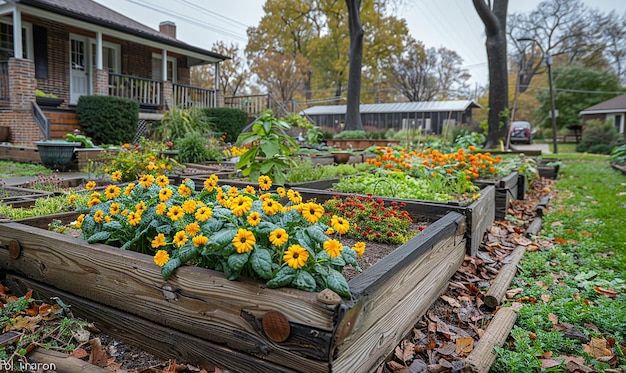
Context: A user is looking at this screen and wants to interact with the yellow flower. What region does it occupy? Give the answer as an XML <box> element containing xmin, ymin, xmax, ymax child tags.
<box><xmin>156</xmin><ymin>175</ymin><xmax>169</xmax><ymax>188</ymax></box>
<box><xmin>90</xmin><ymin>192</ymin><xmax>101</xmax><ymax>200</ymax></box>
<box><xmin>227</xmin><ymin>186</ymin><xmax>240</xmax><ymax>198</ymax></box>
<box><xmin>258</xmin><ymin>175</ymin><xmax>272</xmax><ymax>191</ymax></box>
<box><xmin>109</xmin><ymin>202</ymin><xmax>120</xmax><ymax>216</ymax></box>
<box><xmin>178</xmin><ymin>184</ymin><xmax>192</xmax><ymax>198</ymax></box>
<box><xmin>139</xmin><ymin>174</ymin><xmax>155</xmax><ymax>188</ymax></box>
<box><xmin>167</xmin><ymin>205</ymin><xmax>185</xmax><ymax>221</ymax></box>
<box><xmin>216</xmin><ymin>190</ymin><xmax>229</xmax><ymax>207</ymax></box>
<box><xmin>326</xmin><ymin>227</ymin><xmax>335</xmax><ymax>235</ymax></box>
<box><xmin>353</xmin><ymin>242</ymin><xmax>365</xmax><ymax>258</ymax></box>
<box><xmin>135</xmin><ymin>200</ymin><xmax>147</xmax><ymax>214</ymax></box>
<box><xmin>85</xmin><ymin>180</ymin><xmax>97</xmax><ymax>191</ymax></box>
<box><xmin>192</xmin><ymin>235</ymin><xmax>209</xmax><ymax>247</ymax></box>
<box><xmin>259</xmin><ymin>193</ymin><xmax>272</xmax><ymax>202</ymax></box>
<box><xmin>67</xmin><ymin>194</ymin><xmax>76</xmax><ymax>204</ymax></box>
<box><xmin>104</xmin><ymin>216</ymin><xmax>111</xmax><ymax>223</ymax></box>
<box><xmin>104</xmin><ymin>185</ymin><xmax>121</xmax><ymax>200</ymax></box>
<box><xmin>262</xmin><ymin>198</ymin><xmax>282</xmax><ymax>216</ymax></box>
<box><xmin>151</xmin><ymin>233</ymin><xmax>167</xmax><ymax>248</ymax></box>
<box><xmin>146</xmin><ymin>162</ymin><xmax>157</xmax><ymax>171</ymax></box>
<box><xmin>247</xmin><ymin>211</ymin><xmax>261</xmax><ymax>226</ymax></box>
<box><xmin>155</xmin><ymin>203</ymin><xmax>167</xmax><ymax>215</ymax></box>
<box><xmin>182</xmin><ymin>200</ymin><xmax>198</xmax><ymax>214</ymax></box>
<box><xmin>195</xmin><ymin>206</ymin><xmax>213</xmax><ymax>222</ymax></box>
<box><xmin>203</xmin><ymin>177</ymin><xmax>217</xmax><ymax>192</ymax></box>
<box><xmin>185</xmin><ymin>222</ymin><xmax>201</xmax><ymax>236</ymax></box>
<box><xmin>269</xmin><ymin>228</ymin><xmax>289</xmax><ymax>247</ymax></box>
<box><xmin>301</xmin><ymin>202</ymin><xmax>324</xmax><ymax>224</ymax></box>
<box><xmin>88</xmin><ymin>198</ymin><xmax>102</xmax><ymax>208</ymax></box>
<box><xmin>73</xmin><ymin>214</ymin><xmax>85</xmax><ymax>229</ymax></box>
<box><xmin>127</xmin><ymin>211</ymin><xmax>141</xmax><ymax>226</ymax></box>
<box><xmin>230</xmin><ymin>195</ymin><xmax>253</xmax><ymax>217</ymax></box>
<box><xmin>93</xmin><ymin>210</ymin><xmax>104</xmax><ymax>223</ymax></box>
<box><xmin>276</xmin><ymin>187</ymin><xmax>286</xmax><ymax>197</ymax></box>
<box><xmin>331</xmin><ymin>216</ymin><xmax>350</xmax><ymax>234</ymax></box>
<box><xmin>124</xmin><ymin>183</ymin><xmax>135</xmax><ymax>196</ymax></box>
<box><xmin>232</xmin><ymin>228</ymin><xmax>255</xmax><ymax>253</ymax></box>
<box><xmin>173</xmin><ymin>230</ymin><xmax>188</xmax><ymax>247</ymax></box>
<box><xmin>283</xmin><ymin>244</ymin><xmax>309</xmax><ymax>270</ymax></box>
<box><xmin>111</xmin><ymin>170</ymin><xmax>122</xmax><ymax>182</ymax></box>
<box><xmin>244</xmin><ymin>185</ymin><xmax>256</xmax><ymax>195</ymax></box>
<box><xmin>159</xmin><ymin>188</ymin><xmax>173</xmax><ymax>202</ymax></box>
<box><xmin>287</xmin><ymin>189</ymin><xmax>302</xmax><ymax>204</ymax></box>
<box><xmin>153</xmin><ymin>249</ymin><xmax>170</xmax><ymax>267</ymax></box>
<box><xmin>323</xmin><ymin>239</ymin><xmax>343</xmax><ymax>258</ymax></box>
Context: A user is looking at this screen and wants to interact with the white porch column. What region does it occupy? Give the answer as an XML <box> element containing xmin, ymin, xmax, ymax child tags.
<box><xmin>161</xmin><ymin>49</ymin><xmax>167</xmax><ymax>81</ymax></box>
<box><xmin>214</xmin><ymin>62</ymin><xmax>219</xmax><ymax>107</ymax></box>
<box><xmin>12</xmin><ymin>9</ymin><xmax>22</xmax><ymax>59</ymax></box>
<box><xmin>95</xmin><ymin>31</ymin><xmax>103</xmax><ymax>70</ymax></box>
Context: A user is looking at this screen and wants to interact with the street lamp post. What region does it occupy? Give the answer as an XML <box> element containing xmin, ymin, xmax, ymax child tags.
<box><xmin>517</xmin><ymin>38</ymin><xmax>558</xmax><ymax>154</ymax></box>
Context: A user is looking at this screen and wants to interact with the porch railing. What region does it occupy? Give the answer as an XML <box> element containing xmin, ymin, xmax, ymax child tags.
<box><xmin>31</xmin><ymin>102</ymin><xmax>50</xmax><ymax>140</ymax></box>
<box><xmin>173</xmin><ymin>83</ymin><xmax>216</xmax><ymax>109</ymax></box>
<box><xmin>0</xmin><ymin>60</ymin><xmax>9</xmax><ymax>107</ymax></box>
<box><xmin>224</xmin><ymin>94</ymin><xmax>270</xmax><ymax>116</ymax></box>
<box><xmin>108</xmin><ymin>73</ymin><xmax>161</xmax><ymax>109</ymax></box>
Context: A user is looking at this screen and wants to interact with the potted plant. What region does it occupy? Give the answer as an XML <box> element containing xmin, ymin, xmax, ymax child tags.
<box><xmin>34</xmin><ymin>140</ymin><xmax>81</xmax><ymax>170</ymax></box>
<box><xmin>35</xmin><ymin>89</ymin><xmax>64</xmax><ymax>108</ymax></box>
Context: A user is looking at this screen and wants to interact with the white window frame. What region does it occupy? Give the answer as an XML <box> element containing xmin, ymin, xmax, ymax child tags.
<box><xmin>0</xmin><ymin>18</ymin><xmax>33</xmax><ymax>60</ymax></box>
<box><xmin>151</xmin><ymin>52</ymin><xmax>177</xmax><ymax>82</ymax></box>
<box><xmin>90</xmin><ymin>40</ymin><xmax>120</xmax><ymax>74</ymax></box>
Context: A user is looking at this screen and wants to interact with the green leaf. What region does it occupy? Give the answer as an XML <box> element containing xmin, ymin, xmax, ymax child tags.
<box><xmin>228</xmin><ymin>251</ymin><xmax>250</xmax><ymax>273</ymax></box>
<box><xmin>177</xmin><ymin>242</ymin><xmax>198</xmax><ymax>263</ymax></box>
<box><xmin>294</xmin><ymin>271</ymin><xmax>317</xmax><ymax>292</ymax></box>
<box><xmin>341</xmin><ymin>248</ymin><xmax>358</xmax><ymax>267</ymax></box>
<box><xmin>255</xmin><ymin>221</ymin><xmax>280</xmax><ymax>235</ymax></box>
<box><xmin>207</xmin><ymin>228</ymin><xmax>237</xmax><ymax>249</ymax></box>
<box><xmin>260</xmin><ymin>141</ymin><xmax>280</xmax><ymax>158</ymax></box>
<box><xmin>330</xmin><ymin>255</ymin><xmax>346</xmax><ymax>267</ymax></box>
<box><xmin>259</xmin><ymin>160</ymin><xmax>275</xmax><ymax>174</ymax></box>
<box><xmin>266</xmin><ymin>266</ymin><xmax>296</xmax><ymax>288</ymax></box>
<box><xmin>250</xmin><ymin>247</ymin><xmax>273</xmax><ymax>279</ymax></box>
<box><xmin>296</xmin><ymin>229</ymin><xmax>316</xmax><ymax>251</ymax></box>
<box><xmin>161</xmin><ymin>257</ymin><xmax>182</xmax><ymax>280</ymax></box>
<box><xmin>157</xmin><ymin>224</ymin><xmax>174</xmax><ymax>235</ymax></box>
<box><xmin>327</xmin><ymin>268</ymin><xmax>350</xmax><ymax>298</ymax></box>
<box><xmin>102</xmin><ymin>221</ymin><xmax>123</xmax><ymax>231</ymax></box>
<box><xmin>87</xmin><ymin>231</ymin><xmax>110</xmax><ymax>243</ymax></box>
<box><xmin>202</xmin><ymin>218</ymin><xmax>224</xmax><ymax>233</ymax></box>
<box><xmin>306</xmin><ymin>225</ymin><xmax>329</xmax><ymax>244</ymax></box>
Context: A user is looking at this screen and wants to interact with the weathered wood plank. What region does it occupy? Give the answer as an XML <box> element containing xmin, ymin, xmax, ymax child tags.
<box><xmin>463</xmin><ymin>307</ymin><xmax>517</xmax><ymax>373</ymax></box>
<box><xmin>484</xmin><ymin>245</ymin><xmax>526</xmax><ymax>309</ymax></box>
<box><xmin>332</xmin><ymin>239</ymin><xmax>467</xmax><ymax>373</ymax></box>
<box><xmin>465</xmin><ymin>185</ymin><xmax>495</xmax><ymax>256</ymax></box>
<box><xmin>6</xmin><ymin>274</ymin><xmax>310</xmax><ymax>373</ymax></box>
<box><xmin>0</xmin><ymin>222</ymin><xmax>337</xmax><ymax>370</ymax></box>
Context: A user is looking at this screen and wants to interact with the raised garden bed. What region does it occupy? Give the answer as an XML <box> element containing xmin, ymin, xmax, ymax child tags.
<box><xmin>0</xmin><ymin>186</ymin><xmax>54</xmax><ymax>208</ymax></box>
<box><xmin>292</xmin><ymin>186</ymin><xmax>495</xmax><ymax>256</ymax></box>
<box><xmin>325</xmin><ymin>139</ymin><xmax>401</xmax><ymax>150</ymax></box>
<box><xmin>473</xmin><ymin>171</ymin><xmax>519</xmax><ymax>220</ymax></box>
<box><xmin>0</xmin><ymin>201</ymin><xmax>466</xmax><ymax>373</ymax></box>
<box><xmin>537</xmin><ymin>158</ymin><xmax>560</xmax><ymax>179</ymax></box>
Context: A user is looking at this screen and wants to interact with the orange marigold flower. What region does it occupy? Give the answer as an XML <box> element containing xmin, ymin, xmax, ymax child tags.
<box><xmin>153</xmin><ymin>249</ymin><xmax>170</xmax><ymax>267</ymax></box>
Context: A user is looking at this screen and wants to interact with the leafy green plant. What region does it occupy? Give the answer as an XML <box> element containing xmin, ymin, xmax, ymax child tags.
<box><xmin>73</xmin><ymin>175</ymin><xmax>364</xmax><ymax>297</ymax></box>
<box><xmin>176</xmin><ymin>134</ymin><xmax>225</xmax><ymax>163</ymax></box>
<box><xmin>201</xmin><ymin>107</ymin><xmax>248</xmax><ymax>144</ymax></box>
<box><xmin>65</xmin><ymin>133</ymin><xmax>95</xmax><ymax>148</ymax></box>
<box><xmin>97</xmin><ymin>138</ymin><xmax>179</xmax><ymax>182</ymax></box>
<box><xmin>576</xmin><ymin>119</ymin><xmax>622</xmax><ymax>154</ymax></box>
<box><xmin>153</xmin><ymin>107</ymin><xmax>215</xmax><ymax>142</ymax></box>
<box><xmin>609</xmin><ymin>144</ymin><xmax>626</xmax><ymax>165</ymax></box>
<box><xmin>285</xmin><ymin>158</ymin><xmax>368</xmax><ymax>183</ymax></box>
<box><xmin>333</xmin><ymin>130</ymin><xmax>369</xmax><ymax>139</ymax></box>
<box><xmin>76</xmin><ymin>95</ymin><xmax>139</xmax><ymax>145</ymax></box>
<box><xmin>35</xmin><ymin>89</ymin><xmax>58</xmax><ymax>98</ymax></box>
<box><xmin>235</xmin><ymin>110</ymin><xmax>299</xmax><ymax>184</ymax></box>
<box><xmin>0</xmin><ymin>192</ymin><xmax>89</xmax><ymax>219</ymax></box>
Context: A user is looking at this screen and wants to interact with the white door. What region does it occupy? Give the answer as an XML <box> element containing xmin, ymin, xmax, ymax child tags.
<box><xmin>70</xmin><ymin>35</ymin><xmax>89</xmax><ymax>104</ymax></box>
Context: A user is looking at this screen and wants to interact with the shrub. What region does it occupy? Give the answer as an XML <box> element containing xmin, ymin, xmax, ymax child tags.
<box><xmin>77</xmin><ymin>95</ymin><xmax>139</xmax><ymax>145</ymax></box>
<box><xmin>610</xmin><ymin>144</ymin><xmax>626</xmax><ymax>165</ymax></box>
<box><xmin>201</xmin><ymin>107</ymin><xmax>248</xmax><ymax>143</ymax></box>
<box><xmin>176</xmin><ymin>134</ymin><xmax>225</xmax><ymax>163</ymax></box>
<box><xmin>153</xmin><ymin>107</ymin><xmax>214</xmax><ymax>142</ymax></box>
<box><xmin>333</xmin><ymin>130</ymin><xmax>369</xmax><ymax>139</ymax></box>
<box><xmin>576</xmin><ymin>119</ymin><xmax>621</xmax><ymax>154</ymax></box>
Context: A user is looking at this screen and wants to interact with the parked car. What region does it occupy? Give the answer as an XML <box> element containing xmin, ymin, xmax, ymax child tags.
<box><xmin>510</xmin><ymin>121</ymin><xmax>532</xmax><ymax>144</ymax></box>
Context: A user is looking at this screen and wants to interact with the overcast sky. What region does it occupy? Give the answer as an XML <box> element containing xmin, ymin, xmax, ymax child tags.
<box><xmin>95</xmin><ymin>0</ymin><xmax>626</xmax><ymax>87</ymax></box>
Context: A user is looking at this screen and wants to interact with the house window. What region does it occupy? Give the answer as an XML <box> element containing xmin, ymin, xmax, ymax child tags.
<box><xmin>90</xmin><ymin>42</ymin><xmax>120</xmax><ymax>74</ymax></box>
<box><xmin>0</xmin><ymin>19</ymin><xmax>33</xmax><ymax>60</ymax></box>
<box><xmin>152</xmin><ymin>54</ymin><xmax>176</xmax><ymax>82</ymax></box>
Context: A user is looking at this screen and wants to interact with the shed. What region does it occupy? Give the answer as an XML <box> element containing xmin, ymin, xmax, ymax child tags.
<box><xmin>579</xmin><ymin>93</ymin><xmax>626</xmax><ymax>137</ymax></box>
<box><xmin>300</xmin><ymin>100</ymin><xmax>482</xmax><ymax>135</ymax></box>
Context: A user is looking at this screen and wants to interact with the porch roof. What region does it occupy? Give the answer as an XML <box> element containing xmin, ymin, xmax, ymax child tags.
<box><xmin>9</xmin><ymin>0</ymin><xmax>230</xmax><ymax>65</ymax></box>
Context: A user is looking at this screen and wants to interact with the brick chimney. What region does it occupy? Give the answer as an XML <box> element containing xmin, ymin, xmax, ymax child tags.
<box><xmin>159</xmin><ymin>21</ymin><xmax>176</xmax><ymax>38</ymax></box>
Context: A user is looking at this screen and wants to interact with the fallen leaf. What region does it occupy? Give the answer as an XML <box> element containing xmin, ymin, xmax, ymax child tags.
<box><xmin>553</xmin><ymin>237</ymin><xmax>567</xmax><ymax>244</ymax></box>
<box><xmin>548</xmin><ymin>313</ymin><xmax>559</xmax><ymax>325</ymax></box>
<box><xmin>541</xmin><ymin>358</ymin><xmax>562</xmax><ymax>369</ymax></box>
<box><xmin>394</xmin><ymin>340</ymin><xmax>415</xmax><ymax>363</ymax></box>
<box><xmin>455</xmin><ymin>336</ymin><xmax>473</xmax><ymax>356</ymax></box>
<box><xmin>582</xmin><ymin>337</ymin><xmax>613</xmax><ymax>358</ymax></box>
<box><xmin>551</xmin><ymin>221</ymin><xmax>563</xmax><ymax>227</ymax></box>
<box><xmin>71</xmin><ymin>348</ymin><xmax>89</xmax><ymax>359</ymax></box>
<box><xmin>505</xmin><ymin>288</ymin><xmax>524</xmax><ymax>299</ymax></box>
<box><xmin>580</xmin><ymin>231</ymin><xmax>593</xmax><ymax>237</ymax></box>
<box><xmin>5</xmin><ymin>315</ymin><xmax>42</xmax><ymax>333</ymax></box>
<box><xmin>89</xmin><ymin>338</ymin><xmax>111</xmax><ymax>367</ymax></box>
<box><xmin>386</xmin><ymin>360</ymin><xmax>407</xmax><ymax>372</ymax></box>
<box><xmin>555</xmin><ymin>323</ymin><xmax>588</xmax><ymax>343</ymax></box>
<box><xmin>510</xmin><ymin>302</ymin><xmax>523</xmax><ymax>311</ymax></box>
<box><xmin>541</xmin><ymin>351</ymin><xmax>553</xmax><ymax>358</ymax></box>
<box><xmin>541</xmin><ymin>294</ymin><xmax>550</xmax><ymax>303</ymax></box>
<box><xmin>71</xmin><ymin>328</ymin><xmax>90</xmax><ymax>344</ymax></box>
<box><xmin>594</xmin><ymin>286</ymin><xmax>618</xmax><ymax>298</ymax></box>
<box><xmin>408</xmin><ymin>359</ymin><xmax>427</xmax><ymax>373</ymax></box>
<box><xmin>439</xmin><ymin>295</ymin><xmax>461</xmax><ymax>308</ymax></box>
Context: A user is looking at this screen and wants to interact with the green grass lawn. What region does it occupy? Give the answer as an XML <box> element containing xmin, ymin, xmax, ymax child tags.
<box><xmin>494</xmin><ymin>156</ymin><xmax>626</xmax><ymax>372</ymax></box>
<box><xmin>0</xmin><ymin>161</ymin><xmax>50</xmax><ymax>178</ymax></box>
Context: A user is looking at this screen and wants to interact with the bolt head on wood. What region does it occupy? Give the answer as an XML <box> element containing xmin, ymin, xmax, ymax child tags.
<box><xmin>262</xmin><ymin>310</ymin><xmax>290</xmax><ymax>343</ymax></box>
<box><xmin>8</xmin><ymin>240</ymin><xmax>21</xmax><ymax>259</ymax></box>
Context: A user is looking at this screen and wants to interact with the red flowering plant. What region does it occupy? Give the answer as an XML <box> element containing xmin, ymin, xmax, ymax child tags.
<box><xmin>321</xmin><ymin>194</ymin><xmax>424</xmax><ymax>245</ymax></box>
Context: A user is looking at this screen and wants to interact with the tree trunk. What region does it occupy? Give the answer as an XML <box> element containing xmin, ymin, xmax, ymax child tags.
<box><xmin>344</xmin><ymin>0</ymin><xmax>364</xmax><ymax>131</ymax></box>
<box><xmin>473</xmin><ymin>0</ymin><xmax>509</xmax><ymax>148</ymax></box>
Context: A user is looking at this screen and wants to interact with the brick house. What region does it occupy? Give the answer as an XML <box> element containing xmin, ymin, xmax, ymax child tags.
<box><xmin>0</xmin><ymin>0</ymin><xmax>230</xmax><ymax>144</ymax></box>
<box><xmin>579</xmin><ymin>93</ymin><xmax>626</xmax><ymax>138</ymax></box>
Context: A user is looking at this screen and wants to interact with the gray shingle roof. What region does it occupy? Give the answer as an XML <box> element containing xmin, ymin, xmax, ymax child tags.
<box><xmin>15</xmin><ymin>0</ymin><xmax>229</xmax><ymax>62</ymax></box>
<box><xmin>579</xmin><ymin>93</ymin><xmax>626</xmax><ymax>115</ymax></box>
<box><xmin>301</xmin><ymin>100</ymin><xmax>482</xmax><ymax>116</ymax></box>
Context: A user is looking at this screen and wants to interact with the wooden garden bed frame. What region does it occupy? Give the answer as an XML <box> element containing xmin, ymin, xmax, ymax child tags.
<box><xmin>473</xmin><ymin>171</ymin><xmax>519</xmax><ymax>220</ymax></box>
<box><xmin>0</xmin><ymin>203</ymin><xmax>466</xmax><ymax>373</ymax></box>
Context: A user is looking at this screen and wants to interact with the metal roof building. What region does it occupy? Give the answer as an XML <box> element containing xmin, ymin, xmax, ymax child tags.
<box><xmin>301</xmin><ymin>100</ymin><xmax>482</xmax><ymax>135</ymax></box>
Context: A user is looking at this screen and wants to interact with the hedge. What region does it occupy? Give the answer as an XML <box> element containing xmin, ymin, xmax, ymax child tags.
<box><xmin>77</xmin><ymin>96</ymin><xmax>139</xmax><ymax>145</ymax></box>
<box><xmin>200</xmin><ymin>107</ymin><xmax>248</xmax><ymax>143</ymax></box>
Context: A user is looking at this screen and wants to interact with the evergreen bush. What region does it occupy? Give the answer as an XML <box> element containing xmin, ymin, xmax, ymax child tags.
<box><xmin>576</xmin><ymin>119</ymin><xmax>621</xmax><ymax>154</ymax></box>
<box><xmin>200</xmin><ymin>107</ymin><xmax>248</xmax><ymax>143</ymax></box>
<box><xmin>76</xmin><ymin>96</ymin><xmax>139</xmax><ymax>145</ymax></box>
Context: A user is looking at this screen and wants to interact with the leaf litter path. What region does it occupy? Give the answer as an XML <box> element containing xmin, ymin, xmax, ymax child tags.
<box><xmin>2</xmin><ymin>176</ymin><xmax>602</xmax><ymax>373</ymax></box>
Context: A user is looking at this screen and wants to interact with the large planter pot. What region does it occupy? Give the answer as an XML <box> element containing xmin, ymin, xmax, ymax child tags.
<box><xmin>34</xmin><ymin>141</ymin><xmax>81</xmax><ymax>170</ymax></box>
<box><xmin>35</xmin><ymin>96</ymin><xmax>64</xmax><ymax>108</ymax></box>
<box><xmin>0</xmin><ymin>205</ymin><xmax>466</xmax><ymax>373</ymax></box>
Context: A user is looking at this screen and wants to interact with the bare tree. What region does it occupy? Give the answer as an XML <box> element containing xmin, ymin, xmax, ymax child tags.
<box><xmin>473</xmin><ymin>0</ymin><xmax>509</xmax><ymax>149</ymax></box>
